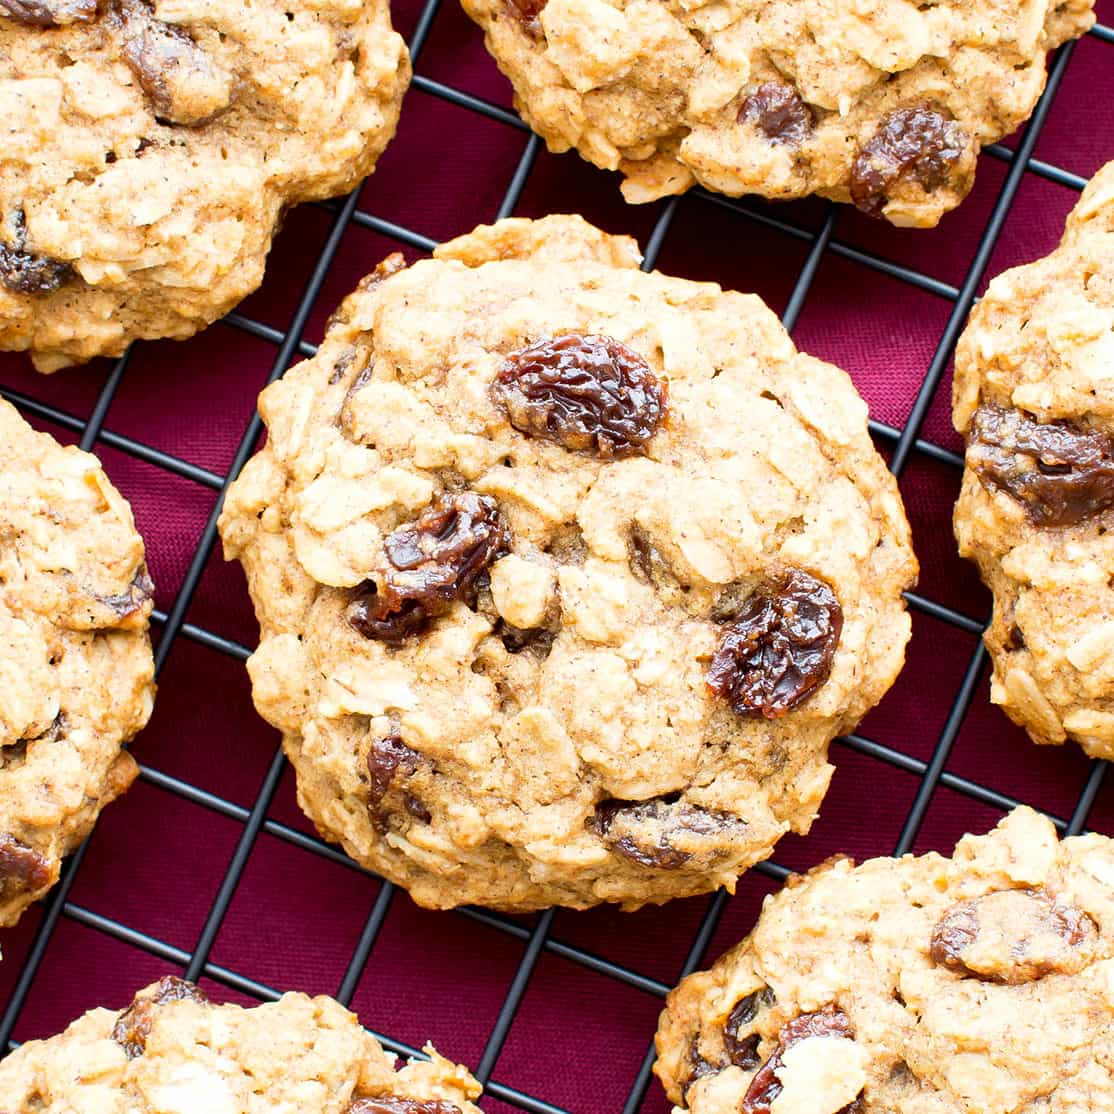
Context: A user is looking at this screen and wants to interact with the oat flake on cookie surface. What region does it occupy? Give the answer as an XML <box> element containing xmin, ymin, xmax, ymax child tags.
<box><xmin>462</xmin><ymin>0</ymin><xmax>1093</xmax><ymax>226</ymax></box>
<box><xmin>0</xmin><ymin>0</ymin><xmax>410</xmax><ymax>371</ymax></box>
<box><xmin>656</xmin><ymin>807</ymin><xmax>1114</xmax><ymax>1114</ymax></box>
<box><xmin>0</xmin><ymin>976</ymin><xmax>484</xmax><ymax>1112</ymax></box>
<box><xmin>219</xmin><ymin>214</ymin><xmax>917</xmax><ymax>912</ymax></box>
<box><xmin>0</xmin><ymin>398</ymin><xmax>154</xmax><ymax>928</ymax></box>
<box><xmin>954</xmin><ymin>161</ymin><xmax>1114</xmax><ymax>759</ymax></box>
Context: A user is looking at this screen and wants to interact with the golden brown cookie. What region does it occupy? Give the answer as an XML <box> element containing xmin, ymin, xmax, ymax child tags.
<box><xmin>0</xmin><ymin>398</ymin><xmax>155</xmax><ymax>926</ymax></box>
<box><xmin>219</xmin><ymin>214</ymin><xmax>916</xmax><ymax>912</ymax></box>
<box><xmin>0</xmin><ymin>976</ymin><xmax>484</xmax><ymax>1112</ymax></box>
<box><xmin>462</xmin><ymin>0</ymin><xmax>1093</xmax><ymax>226</ymax></box>
<box><xmin>0</xmin><ymin>0</ymin><xmax>410</xmax><ymax>371</ymax></box>
<box><xmin>953</xmin><ymin>161</ymin><xmax>1114</xmax><ymax>758</ymax></box>
<box><xmin>655</xmin><ymin>807</ymin><xmax>1114</xmax><ymax>1113</ymax></box>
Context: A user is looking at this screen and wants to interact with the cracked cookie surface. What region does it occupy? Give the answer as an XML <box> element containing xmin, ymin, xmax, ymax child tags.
<box><xmin>655</xmin><ymin>807</ymin><xmax>1114</xmax><ymax>1113</ymax></box>
<box><xmin>0</xmin><ymin>0</ymin><xmax>410</xmax><ymax>371</ymax></box>
<box><xmin>462</xmin><ymin>0</ymin><xmax>1093</xmax><ymax>226</ymax></box>
<box><xmin>953</xmin><ymin>161</ymin><xmax>1114</xmax><ymax>758</ymax></box>
<box><xmin>0</xmin><ymin>976</ymin><xmax>484</xmax><ymax>1112</ymax></box>
<box><xmin>0</xmin><ymin>398</ymin><xmax>154</xmax><ymax>927</ymax></box>
<box><xmin>219</xmin><ymin>214</ymin><xmax>916</xmax><ymax>912</ymax></box>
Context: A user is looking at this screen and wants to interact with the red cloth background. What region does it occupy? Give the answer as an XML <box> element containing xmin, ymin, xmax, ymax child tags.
<box><xmin>2</xmin><ymin>8</ymin><xmax>1113</xmax><ymax>1111</ymax></box>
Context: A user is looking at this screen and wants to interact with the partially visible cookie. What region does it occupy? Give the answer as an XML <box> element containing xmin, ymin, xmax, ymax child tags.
<box><xmin>0</xmin><ymin>398</ymin><xmax>154</xmax><ymax>926</ymax></box>
<box><xmin>953</xmin><ymin>161</ymin><xmax>1114</xmax><ymax>758</ymax></box>
<box><xmin>219</xmin><ymin>213</ymin><xmax>916</xmax><ymax>912</ymax></box>
<box><xmin>462</xmin><ymin>0</ymin><xmax>1093</xmax><ymax>226</ymax></box>
<box><xmin>655</xmin><ymin>807</ymin><xmax>1114</xmax><ymax>1112</ymax></box>
<box><xmin>0</xmin><ymin>976</ymin><xmax>484</xmax><ymax>1112</ymax></box>
<box><xmin>0</xmin><ymin>0</ymin><xmax>410</xmax><ymax>371</ymax></box>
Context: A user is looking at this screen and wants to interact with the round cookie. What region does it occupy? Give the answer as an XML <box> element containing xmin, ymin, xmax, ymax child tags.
<box><xmin>0</xmin><ymin>0</ymin><xmax>410</xmax><ymax>372</ymax></box>
<box><xmin>0</xmin><ymin>976</ymin><xmax>484</xmax><ymax>1111</ymax></box>
<box><xmin>655</xmin><ymin>807</ymin><xmax>1114</xmax><ymax>1113</ymax></box>
<box><xmin>461</xmin><ymin>0</ymin><xmax>1093</xmax><ymax>226</ymax></box>
<box><xmin>0</xmin><ymin>398</ymin><xmax>155</xmax><ymax>926</ymax></box>
<box><xmin>953</xmin><ymin>161</ymin><xmax>1114</xmax><ymax>758</ymax></box>
<box><xmin>219</xmin><ymin>214</ymin><xmax>917</xmax><ymax>912</ymax></box>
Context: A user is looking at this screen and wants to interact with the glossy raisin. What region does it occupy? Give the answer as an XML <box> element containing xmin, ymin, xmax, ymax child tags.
<box><xmin>98</xmin><ymin>565</ymin><xmax>155</xmax><ymax>622</ymax></box>
<box><xmin>0</xmin><ymin>0</ymin><xmax>96</xmax><ymax>24</ymax></box>
<box><xmin>505</xmin><ymin>0</ymin><xmax>545</xmax><ymax>39</ymax></box>
<box><xmin>112</xmin><ymin>976</ymin><xmax>209</xmax><ymax>1058</ymax></box>
<box><xmin>930</xmin><ymin>888</ymin><xmax>1098</xmax><ymax>984</ymax></box>
<box><xmin>724</xmin><ymin>988</ymin><xmax>775</xmax><ymax>1069</ymax></box>
<box><xmin>0</xmin><ymin>833</ymin><xmax>51</xmax><ymax>898</ymax></box>
<box><xmin>850</xmin><ymin>107</ymin><xmax>968</xmax><ymax>216</ymax></box>
<box><xmin>0</xmin><ymin>211</ymin><xmax>73</xmax><ymax>295</ymax></box>
<box><xmin>349</xmin><ymin>493</ymin><xmax>509</xmax><ymax>643</ymax></box>
<box><xmin>592</xmin><ymin>796</ymin><xmax>743</xmax><ymax>869</ymax></box>
<box><xmin>743</xmin><ymin>1006</ymin><xmax>857</xmax><ymax>1114</ymax></box>
<box><xmin>967</xmin><ymin>403</ymin><xmax>1114</xmax><ymax>526</ymax></box>
<box><xmin>349</xmin><ymin>1100</ymin><xmax>462</xmax><ymax>1114</ymax></box>
<box><xmin>112</xmin><ymin>0</ymin><xmax>233</xmax><ymax>126</ymax></box>
<box><xmin>366</xmin><ymin>735</ymin><xmax>429</xmax><ymax>830</ymax></box>
<box><xmin>707</xmin><ymin>570</ymin><xmax>842</xmax><ymax>718</ymax></box>
<box><xmin>738</xmin><ymin>84</ymin><xmax>813</xmax><ymax>145</ymax></box>
<box><xmin>492</xmin><ymin>333</ymin><xmax>666</xmax><ymax>459</ymax></box>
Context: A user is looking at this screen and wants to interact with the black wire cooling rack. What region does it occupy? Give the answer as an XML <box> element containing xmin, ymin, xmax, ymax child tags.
<box><xmin>1</xmin><ymin>6</ymin><xmax>1113</xmax><ymax>1111</ymax></box>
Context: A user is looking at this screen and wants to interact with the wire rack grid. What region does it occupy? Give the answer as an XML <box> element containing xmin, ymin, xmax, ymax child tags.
<box><xmin>1</xmin><ymin>4</ymin><xmax>1113</xmax><ymax>1111</ymax></box>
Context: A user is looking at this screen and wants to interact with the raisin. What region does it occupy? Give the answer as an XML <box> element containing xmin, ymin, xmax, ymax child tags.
<box><xmin>0</xmin><ymin>833</ymin><xmax>52</xmax><ymax>898</ymax></box>
<box><xmin>930</xmin><ymin>888</ymin><xmax>1098</xmax><ymax>984</ymax></box>
<box><xmin>98</xmin><ymin>565</ymin><xmax>155</xmax><ymax>622</ymax></box>
<box><xmin>0</xmin><ymin>211</ymin><xmax>73</xmax><ymax>295</ymax></box>
<box><xmin>349</xmin><ymin>493</ymin><xmax>509</xmax><ymax>643</ymax></box>
<box><xmin>850</xmin><ymin>107</ymin><xmax>968</xmax><ymax>217</ymax></box>
<box><xmin>592</xmin><ymin>796</ymin><xmax>743</xmax><ymax>869</ymax></box>
<box><xmin>707</xmin><ymin>570</ymin><xmax>842</xmax><ymax>718</ymax></box>
<box><xmin>349</xmin><ymin>1100</ymin><xmax>462</xmax><ymax>1114</ymax></box>
<box><xmin>683</xmin><ymin>1042</ymin><xmax>718</xmax><ymax>1098</ymax></box>
<box><xmin>492</xmin><ymin>333</ymin><xmax>666</xmax><ymax>459</ymax></box>
<box><xmin>738</xmin><ymin>84</ymin><xmax>814</xmax><ymax>145</ymax></box>
<box><xmin>112</xmin><ymin>0</ymin><xmax>233</xmax><ymax>126</ymax></box>
<box><xmin>505</xmin><ymin>0</ymin><xmax>545</xmax><ymax>39</ymax></box>
<box><xmin>112</xmin><ymin>976</ymin><xmax>209</xmax><ymax>1058</ymax></box>
<box><xmin>743</xmin><ymin>1006</ymin><xmax>858</xmax><ymax>1114</ymax></box>
<box><xmin>724</xmin><ymin>988</ymin><xmax>775</xmax><ymax>1069</ymax></box>
<box><xmin>366</xmin><ymin>735</ymin><xmax>428</xmax><ymax>830</ymax></box>
<box><xmin>967</xmin><ymin>403</ymin><xmax>1114</xmax><ymax>526</ymax></box>
<box><xmin>0</xmin><ymin>0</ymin><xmax>96</xmax><ymax>24</ymax></box>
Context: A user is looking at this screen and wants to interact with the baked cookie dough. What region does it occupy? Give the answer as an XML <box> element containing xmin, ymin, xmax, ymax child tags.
<box><xmin>462</xmin><ymin>0</ymin><xmax>1094</xmax><ymax>226</ymax></box>
<box><xmin>219</xmin><ymin>214</ymin><xmax>917</xmax><ymax>912</ymax></box>
<box><xmin>655</xmin><ymin>807</ymin><xmax>1114</xmax><ymax>1113</ymax></box>
<box><xmin>0</xmin><ymin>398</ymin><xmax>154</xmax><ymax>927</ymax></box>
<box><xmin>0</xmin><ymin>976</ymin><xmax>484</xmax><ymax>1112</ymax></box>
<box><xmin>0</xmin><ymin>0</ymin><xmax>410</xmax><ymax>372</ymax></box>
<box><xmin>953</xmin><ymin>161</ymin><xmax>1114</xmax><ymax>759</ymax></box>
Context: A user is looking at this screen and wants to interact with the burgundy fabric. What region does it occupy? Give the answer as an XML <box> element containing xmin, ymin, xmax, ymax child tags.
<box><xmin>2</xmin><ymin>8</ymin><xmax>1113</xmax><ymax>1111</ymax></box>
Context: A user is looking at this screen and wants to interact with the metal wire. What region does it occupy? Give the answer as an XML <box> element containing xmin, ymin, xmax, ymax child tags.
<box><xmin>0</xmin><ymin>11</ymin><xmax>1111</xmax><ymax>1112</ymax></box>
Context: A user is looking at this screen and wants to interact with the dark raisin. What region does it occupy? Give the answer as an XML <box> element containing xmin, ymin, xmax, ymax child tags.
<box><xmin>707</xmin><ymin>569</ymin><xmax>842</xmax><ymax>718</ymax></box>
<box><xmin>404</xmin><ymin>794</ymin><xmax>432</xmax><ymax>824</ymax></box>
<box><xmin>366</xmin><ymin>734</ymin><xmax>427</xmax><ymax>831</ymax></box>
<box><xmin>738</xmin><ymin>84</ymin><xmax>814</xmax><ymax>145</ymax></box>
<box><xmin>724</xmin><ymin>989</ymin><xmax>775</xmax><ymax>1069</ymax></box>
<box><xmin>592</xmin><ymin>796</ymin><xmax>743</xmax><ymax>869</ymax></box>
<box><xmin>112</xmin><ymin>976</ymin><xmax>209</xmax><ymax>1058</ymax></box>
<box><xmin>496</xmin><ymin>619</ymin><xmax>555</xmax><ymax>657</ymax></box>
<box><xmin>0</xmin><ymin>0</ymin><xmax>96</xmax><ymax>24</ymax></box>
<box><xmin>850</xmin><ymin>106</ymin><xmax>968</xmax><ymax>217</ymax></box>
<box><xmin>930</xmin><ymin>888</ymin><xmax>1098</xmax><ymax>984</ymax></box>
<box><xmin>112</xmin><ymin>0</ymin><xmax>232</xmax><ymax>126</ymax></box>
<box><xmin>349</xmin><ymin>1100</ymin><xmax>462</xmax><ymax>1114</ymax></box>
<box><xmin>0</xmin><ymin>833</ymin><xmax>52</xmax><ymax>898</ymax></box>
<box><xmin>505</xmin><ymin>0</ymin><xmax>545</xmax><ymax>39</ymax></box>
<box><xmin>0</xmin><ymin>211</ymin><xmax>73</xmax><ymax>295</ymax></box>
<box><xmin>743</xmin><ymin>1006</ymin><xmax>857</xmax><ymax>1114</ymax></box>
<box><xmin>683</xmin><ymin>1042</ymin><xmax>718</xmax><ymax>1098</ymax></box>
<box><xmin>97</xmin><ymin>565</ymin><xmax>155</xmax><ymax>622</ymax></box>
<box><xmin>492</xmin><ymin>333</ymin><xmax>666</xmax><ymax>459</ymax></box>
<box><xmin>967</xmin><ymin>403</ymin><xmax>1114</xmax><ymax>526</ymax></box>
<box><xmin>349</xmin><ymin>493</ymin><xmax>509</xmax><ymax>643</ymax></box>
